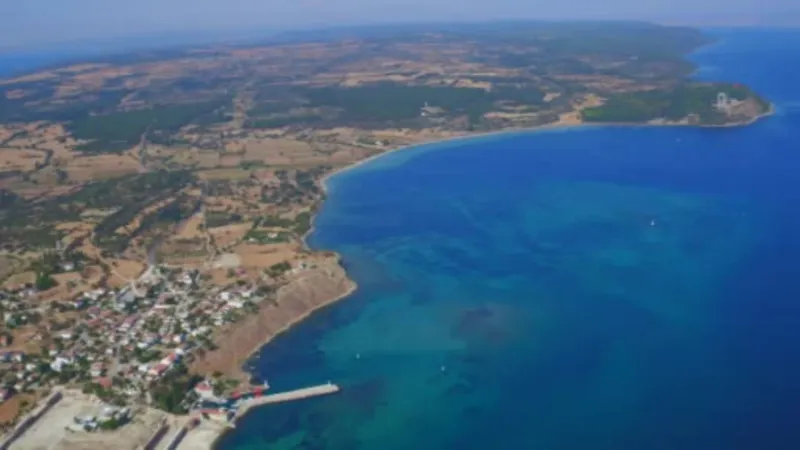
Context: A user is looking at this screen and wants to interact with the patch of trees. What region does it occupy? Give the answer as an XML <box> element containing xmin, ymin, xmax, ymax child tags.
<box><xmin>262</xmin><ymin>184</ymin><xmax>305</xmax><ymax>206</ymax></box>
<box><xmin>1</xmin><ymin>228</ymin><xmax>63</xmax><ymax>251</ymax></box>
<box><xmin>245</xmin><ymin>114</ymin><xmax>323</xmax><ymax>130</ymax></box>
<box><xmin>463</xmin><ymin>23</ymin><xmax>711</xmax><ymax>80</ymax></box>
<box><xmin>0</xmin><ymin>85</ymin><xmax>127</xmax><ymax>123</ymax></box>
<box><xmin>151</xmin><ymin>363</ymin><xmax>202</xmax><ymax>414</ymax></box>
<box><xmin>77</xmin><ymin>171</ymin><xmax>194</xmax><ymax>252</ymax></box>
<box><xmin>69</xmin><ymin>170</ymin><xmax>195</xmax><ymax>210</ymax></box>
<box><xmin>82</xmin><ymin>382</ymin><xmax>114</xmax><ymax>401</ymax></box>
<box><xmin>297</xmin><ymin>83</ymin><xmax>490</xmax><ymax>122</ymax></box>
<box><xmin>131</xmin><ymin>195</ymin><xmax>201</xmax><ymax>238</ymax></box>
<box><xmin>69</xmin><ymin>99</ymin><xmax>231</xmax><ymax>153</ymax></box>
<box><xmin>94</xmin><ymin>204</ymin><xmax>150</xmax><ymax>239</ymax></box>
<box><xmin>93</xmin><ymin>234</ymin><xmax>130</xmax><ymax>255</ymax></box>
<box><xmin>293</xmin><ymin>212</ymin><xmax>312</xmax><ymax>236</ymax></box>
<box><xmin>247</xmin><ymin>87</ymin><xmax>299</xmax><ymax>116</ymax></box>
<box><xmin>581</xmin><ymin>83</ymin><xmax>764</xmax><ymax>124</ymax></box>
<box><xmin>245</xmin><ymin>229</ymin><xmax>291</xmax><ymax>244</ymax></box>
<box><xmin>252</xmin><ymin>211</ymin><xmax>312</xmax><ymax>236</ymax></box>
<box><xmin>94</xmin><ymin>195</ymin><xmax>199</xmax><ymax>254</ymax></box>
<box><xmin>493</xmin><ymin>86</ymin><xmax>546</xmax><ymax>107</ymax></box>
<box><xmin>260</xmin><ymin>169</ymin><xmax>326</xmax><ymax>206</ymax></box>
<box><xmin>205</xmin><ymin>211</ymin><xmax>243</xmax><ymax>228</ymax></box>
<box><xmin>255</xmin><ymin>215</ymin><xmax>293</xmax><ymax>228</ymax></box>
<box><xmin>35</xmin><ymin>272</ymin><xmax>57</xmax><ymax>291</ymax></box>
<box><xmin>205</xmin><ymin>180</ymin><xmax>235</xmax><ymax>196</ymax></box>
<box><xmin>98</xmin><ymin>415</ymin><xmax>130</xmax><ymax>430</ymax></box>
<box><xmin>267</xmin><ymin>261</ymin><xmax>292</xmax><ymax>277</ymax></box>
<box><xmin>239</xmin><ymin>160</ymin><xmax>266</xmax><ymax>170</ymax></box>
<box><xmin>519</xmin><ymin>22</ymin><xmax>711</xmax><ymax>61</ymax></box>
<box><xmin>294</xmin><ymin>169</ymin><xmax>323</xmax><ymax>194</ymax></box>
<box><xmin>291</xmin><ymin>82</ymin><xmax>545</xmax><ymax>126</ymax></box>
<box><xmin>55</xmin><ymin>169</ymin><xmax>68</xmax><ymax>184</ymax></box>
<box><xmin>29</xmin><ymin>251</ymin><xmax>63</xmax><ymax>275</ymax></box>
<box><xmin>133</xmin><ymin>348</ymin><xmax>162</xmax><ymax>363</ymax></box>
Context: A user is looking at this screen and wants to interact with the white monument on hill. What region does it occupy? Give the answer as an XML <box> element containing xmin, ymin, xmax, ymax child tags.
<box><xmin>715</xmin><ymin>92</ymin><xmax>732</xmax><ymax>114</ymax></box>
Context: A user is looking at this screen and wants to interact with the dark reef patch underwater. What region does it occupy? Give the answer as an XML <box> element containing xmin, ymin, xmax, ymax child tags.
<box><xmin>217</xmin><ymin>29</ymin><xmax>800</xmax><ymax>450</ymax></box>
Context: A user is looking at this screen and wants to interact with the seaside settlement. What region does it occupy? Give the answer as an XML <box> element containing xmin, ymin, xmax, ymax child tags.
<box><xmin>0</xmin><ymin>250</ymin><xmax>346</xmax><ymax>449</ymax></box>
<box><xmin>0</xmin><ymin>22</ymin><xmax>772</xmax><ymax>449</ymax></box>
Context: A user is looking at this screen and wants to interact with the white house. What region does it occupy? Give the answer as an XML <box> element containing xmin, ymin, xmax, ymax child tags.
<box><xmin>50</xmin><ymin>356</ymin><xmax>73</xmax><ymax>372</ymax></box>
<box><xmin>90</xmin><ymin>363</ymin><xmax>105</xmax><ymax>377</ymax></box>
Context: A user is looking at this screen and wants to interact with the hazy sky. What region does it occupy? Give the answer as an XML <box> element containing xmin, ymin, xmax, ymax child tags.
<box><xmin>4</xmin><ymin>0</ymin><xmax>798</xmax><ymax>50</ymax></box>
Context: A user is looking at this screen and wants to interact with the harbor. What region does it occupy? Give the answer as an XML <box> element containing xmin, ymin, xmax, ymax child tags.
<box><xmin>232</xmin><ymin>383</ymin><xmax>340</xmax><ymax>421</ymax></box>
<box><xmin>133</xmin><ymin>383</ymin><xmax>343</xmax><ymax>449</ymax></box>
<box><xmin>178</xmin><ymin>383</ymin><xmax>342</xmax><ymax>450</ymax></box>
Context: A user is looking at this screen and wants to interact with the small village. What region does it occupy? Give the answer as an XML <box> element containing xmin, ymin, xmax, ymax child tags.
<box><xmin>0</xmin><ymin>242</ymin><xmax>339</xmax><ymax>449</ymax></box>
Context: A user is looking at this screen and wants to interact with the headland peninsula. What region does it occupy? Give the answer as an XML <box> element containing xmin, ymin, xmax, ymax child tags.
<box><xmin>0</xmin><ymin>21</ymin><xmax>771</xmax><ymax>449</ymax></box>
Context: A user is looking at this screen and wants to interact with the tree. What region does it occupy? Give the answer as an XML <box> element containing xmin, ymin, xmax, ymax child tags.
<box><xmin>35</xmin><ymin>272</ymin><xmax>57</xmax><ymax>291</ymax></box>
<box><xmin>99</xmin><ymin>416</ymin><xmax>127</xmax><ymax>430</ymax></box>
<box><xmin>255</xmin><ymin>285</ymin><xmax>274</xmax><ymax>296</ymax></box>
<box><xmin>212</xmin><ymin>383</ymin><xmax>224</xmax><ymax>397</ymax></box>
<box><xmin>267</xmin><ymin>261</ymin><xmax>291</xmax><ymax>277</ymax></box>
<box><xmin>151</xmin><ymin>363</ymin><xmax>202</xmax><ymax>414</ymax></box>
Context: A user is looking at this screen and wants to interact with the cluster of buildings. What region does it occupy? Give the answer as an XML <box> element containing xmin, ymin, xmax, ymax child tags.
<box><xmin>0</xmin><ymin>263</ymin><xmax>266</xmax><ymax>429</ymax></box>
<box><xmin>67</xmin><ymin>404</ymin><xmax>132</xmax><ymax>432</ymax></box>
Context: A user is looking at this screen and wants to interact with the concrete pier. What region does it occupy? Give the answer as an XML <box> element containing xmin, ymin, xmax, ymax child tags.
<box><xmin>234</xmin><ymin>383</ymin><xmax>339</xmax><ymax>420</ymax></box>
<box><xmin>177</xmin><ymin>384</ymin><xmax>340</xmax><ymax>449</ymax></box>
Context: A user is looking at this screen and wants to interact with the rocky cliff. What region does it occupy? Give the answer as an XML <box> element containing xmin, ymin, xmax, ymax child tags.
<box><xmin>191</xmin><ymin>255</ymin><xmax>356</xmax><ymax>381</ymax></box>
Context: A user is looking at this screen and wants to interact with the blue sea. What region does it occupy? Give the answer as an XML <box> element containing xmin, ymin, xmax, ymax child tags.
<box><xmin>224</xmin><ymin>28</ymin><xmax>800</xmax><ymax>450</ymax></box>
<box><xmin>0</xmin><ymin>52</ymin><xmax>74</xmax><ymax>77</ymax></box>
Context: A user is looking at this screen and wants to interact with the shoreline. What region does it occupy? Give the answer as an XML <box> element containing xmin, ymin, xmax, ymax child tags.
<box><xmin>294</xmin><ymin>103</ymin><xmax>778</xmax><ymax>338</ymax></box>
<box><xmin>204</xmin><ymin>105</ymin><xmax>775</xmax><ymax>449</ymax></box>
<box><xmin>191</xmin><ymin>255</ymin><xmax>355</xmax><ymax>383</ymax></box>
<box><xmin>305</xmin><ymin>103</ymin><xmax>776</xmax><ymax>240</ymax></box>
<box><xmin>315</xmin><ymin>105</ymin><xmax>777</xmax><ymax>196</ymax></box>
<box><xmin>238</xmin><ymin>271</ymin><xmax>357</xmax><ymax>376</ymax></box>
<box><xmin>231</xmin><ymin>104</ymin><xmax>778</xmax><ymax>376</ymax></box>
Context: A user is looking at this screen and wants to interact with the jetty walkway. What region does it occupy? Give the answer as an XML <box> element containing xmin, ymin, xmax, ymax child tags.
<box><xmin>233</xmin><ymin>383</ymin><xmax>339</xmax><ymax>420</ymax></box>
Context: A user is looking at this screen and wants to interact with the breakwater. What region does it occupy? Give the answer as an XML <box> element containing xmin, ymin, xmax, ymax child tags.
<box><xmin>233</xmin><ymin>383</ymin><xmax>340</xmax><ymax>420</ymax></box>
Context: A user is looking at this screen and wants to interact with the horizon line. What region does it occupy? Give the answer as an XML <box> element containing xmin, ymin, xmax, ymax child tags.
<box><xmin>1</xmin><ymin>18</ymin><xmax>799</xmax><ymax>55</ymax></box>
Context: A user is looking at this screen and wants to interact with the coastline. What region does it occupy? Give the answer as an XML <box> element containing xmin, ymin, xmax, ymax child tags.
<box><xmin>221</xmin><ymin>103</ymin><xmax>777</xmax><ymax>380</ymax></box>
<box><xmin>306</xmin><ymin>102</ymin><xmax>776</xmax><ymax>240</ymax></box>
<box><xmin>191</xmin><ymin>255</ymin><xmax>355</xmax><ymax>383</ymax></box>
<box><xmin>203</xmin><ymin>104</ymin><xmax>775</xmax><ymax>449</ymax></box>
<box><xmin>314</xmin><ymin>104</ymin><xmax>777</xmax><ymax>197</ymax></box>
<box><xmin>298</xmin><ymin>101</ymin><xmax>777</xmax><ymax>339</ymax></box>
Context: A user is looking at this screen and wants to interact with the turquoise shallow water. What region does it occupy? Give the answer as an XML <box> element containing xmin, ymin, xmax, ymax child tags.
<box><xmin>217</xmin><ymin>29</ymin><xmax>800</xmax><ymax>450</ymax></box>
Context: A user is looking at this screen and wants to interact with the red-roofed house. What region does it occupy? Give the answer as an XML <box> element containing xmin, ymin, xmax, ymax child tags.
<box><xmin>194</xmin><ymin>380</ymin><xmax>217</xmax><ymax>400</ymax></box>
<box><xmin>148</xmin><ymin>363</ymin><xmax>169</xmax><ymax>378</ymax></box>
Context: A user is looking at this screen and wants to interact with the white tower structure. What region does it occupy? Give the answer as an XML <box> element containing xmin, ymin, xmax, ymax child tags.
<box><xmin>716</xmin><ymin>92</ymin><xmax>731</xmax><ymax>113</ymax></box>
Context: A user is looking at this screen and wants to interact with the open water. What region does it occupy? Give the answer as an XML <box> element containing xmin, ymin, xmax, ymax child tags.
<box><xmin>0</xmin><ymin>52</ymin><xmax>76</xmax><ymax>77</ymax></box>
<box><xmin>218</xmin><ymin>28</ymin><xmax>800</xmax><ymax>450</ymax></box>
